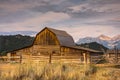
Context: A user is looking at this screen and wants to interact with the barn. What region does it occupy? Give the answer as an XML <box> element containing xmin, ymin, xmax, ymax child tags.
<box><xmin>7</xmin><ymin>27</ymin><xmax>103</xmax><ymax>64</ymax></box>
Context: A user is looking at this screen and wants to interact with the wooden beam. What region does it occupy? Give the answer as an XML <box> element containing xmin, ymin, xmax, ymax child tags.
<box><xmin>87</xmin><ymin>52</ymin><xmax>90</xmax><ymax>64</ymax></box>
<box><xmin>83</xmin><ymin>53</ymin><xmax>87</xmax><ymax>64</ymax></box>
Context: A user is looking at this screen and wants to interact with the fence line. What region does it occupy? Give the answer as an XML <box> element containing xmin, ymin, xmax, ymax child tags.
<box><xmin>0</xmin><ymin>55</ymin><xmax>83</xmax><ymax>63</ymax></box>
<box><xmin>1</xmin><ymin>55</ymin><xmax>113</xmax><ymax>64</ymax></box>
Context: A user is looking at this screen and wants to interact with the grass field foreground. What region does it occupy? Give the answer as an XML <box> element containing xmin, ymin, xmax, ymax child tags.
<box><xmin>0</xmin><ymin>62</ymin><xmax>120</xmax><ymax>80</ymax></box>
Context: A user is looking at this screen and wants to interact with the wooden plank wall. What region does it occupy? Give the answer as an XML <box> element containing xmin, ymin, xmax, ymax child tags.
<box><xmin>0</xmin><ymin>56</ymin><xmax>21</xmax><ymax>63</ymax></box>
<box><xmin>29</xmin><ymin>55</ymin><xmax>83</xmax><ymax>63</ymax></box>
<box><xmin>0</xmin><ymin>54</ymin><xmax>84</xmax><ymax>64</ymax></box>
<box><xmin>1</xmin><ymin>53</ymin><xmax>105</xmax><ymax>64</ymax></box>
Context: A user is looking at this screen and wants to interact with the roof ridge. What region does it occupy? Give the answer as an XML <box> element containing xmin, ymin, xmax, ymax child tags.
<box><xmin>46</xmin><ymin>27</ymin><xmax>72</xmax><ymax>37</ymax></box>
<box><xmin>46</xmin><ymin>27</ymin><xmax>66</xmax><ymax>32</ymax></box>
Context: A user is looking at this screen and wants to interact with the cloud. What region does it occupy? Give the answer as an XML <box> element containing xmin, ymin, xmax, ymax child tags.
<box><xmin>56</xmin><ymin>25</ymin><xmax>120</xmax><ymax>41</ymax></box>
<box><xmin>68</xmin><ymin>2</ymin><xmax>120</xmax><ymax>13</ymax></box>
<box><xmin>0</xmin><ymin>0</ymin><xmax>119</xmax><ymax>39</ymax></box>
<box><xmin>0</xmin><ymin>0</ymin><xmax>119</xmax><ymax>23</ymax></box>
<box><xmin>67</xmin><ymin>0</ymin><xmax>120</xmax><ymax>16</ymax></box>
<box><xmin>65</xmin><ymin>0</ymin><xmax>120</xmax><ymax>29</ymax></box>
<box><xmin>20</xmin><ymin>11</ymin><xmax>70</xmax><ymax>26</ymax></box>
<box><xmin>0</xmin><ymin>11</ymin><xmax>70</xmax><ymax>32</ymax></box>
<box><xmin>0</xmin><ymin>0</ymin><xmax>73</xmax><ymax>24</ymax></box>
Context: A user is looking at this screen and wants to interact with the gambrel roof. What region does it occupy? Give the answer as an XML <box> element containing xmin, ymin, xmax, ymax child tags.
<box><xmin>46</xmin><ymin>27</ymin><xmax>75</xmax><ymax>46</ymax></box>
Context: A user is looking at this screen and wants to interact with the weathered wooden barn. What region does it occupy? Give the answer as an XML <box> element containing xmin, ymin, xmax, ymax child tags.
<box><xmin>7</xmin><ymin>27</ymin><xmax>103</xmax><ymax>64</ymax></box>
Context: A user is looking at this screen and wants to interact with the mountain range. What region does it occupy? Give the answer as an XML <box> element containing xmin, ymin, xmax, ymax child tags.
<box><xmin>77</xmin><ymin>34</ymin><xmax>120</xmax><ymax>49</ymax></box>
<box><xmin>0</xmin><ymin>31</ymin><xmax>37</xmax><ymax>36</ymax></box>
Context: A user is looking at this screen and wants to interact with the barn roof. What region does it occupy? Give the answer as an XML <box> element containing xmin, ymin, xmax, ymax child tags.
<box><xmin>62</xmin><ymin>45</ymin><xmax>102</xmax><ymax>53</ymax></box>
<box><xmin>45</xmin><ymin>27</ymin><xmax>101</xmax><ymax>53</ymax></box>
<box><xmin>45</xmin><ymin>27</ymin><xmax>75</xmax><ymax>46</ymax></box>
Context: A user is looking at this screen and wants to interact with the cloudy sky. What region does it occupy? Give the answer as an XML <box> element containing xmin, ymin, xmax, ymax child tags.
<box><xmin>0</xmin><ymin>0</ymin><xmax>120</xmax><ymax>41</ymax></box>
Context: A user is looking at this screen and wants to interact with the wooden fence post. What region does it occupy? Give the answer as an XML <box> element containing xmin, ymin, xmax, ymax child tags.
<box><xmin>87</xmin><ymin>53</ymin><xmax>90</xmax><ymax>64</ymax></box>
<box><xmin>83</xmin><ymin>53</ymin><xmax>87</xmax><ymax>64</ymax></box>
<box><xmin>49</xmin><ymin>52</ymin><xmax>52</xmax><ymax>63</ymax></box>
<box><xmin>7</xmin><ymin>53</ymin><xmax>11</xmax><ymax>62</ymax></box>
<box><xmin>115</xmin><ymin>47</ymin><xmax>118</xmax><ymax>63</ymax></box>
<box><xmin>20</xmin><ymin>54</ymin><xmax>22</xmax><ymax>63</ymax></box>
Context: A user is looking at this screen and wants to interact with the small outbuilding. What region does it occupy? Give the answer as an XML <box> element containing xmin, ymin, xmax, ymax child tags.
<box><xmin>106</xmin><ymin>49</ymin><xmax>120</xmax><ymax>63</ymax></box>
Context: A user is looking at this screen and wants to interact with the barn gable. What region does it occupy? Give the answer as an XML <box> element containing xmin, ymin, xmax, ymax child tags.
<box><xmin>34</xmin><ymin>27</ymin><xmax>75</xmax><ymax>46</ymax></box>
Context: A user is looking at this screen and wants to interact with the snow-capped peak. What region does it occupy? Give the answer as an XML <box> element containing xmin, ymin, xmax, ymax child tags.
<box><xmin>77</xmin><ymin>34</ymin><xmax>120</xmax><ymax>49</ymax></box>
<box><xmin>98</xmin><ymin>34</ymin><xmax>111</xmax><ymax>41</ymax></box>
<box><xmin>112</xmin><ymin>35</ymin><xmax>120</xmax><ymax>41</ymax></box>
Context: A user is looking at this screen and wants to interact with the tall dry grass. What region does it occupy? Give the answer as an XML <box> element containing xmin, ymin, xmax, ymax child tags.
<box><xmin>0</xmin><ymin>62</ymin><xmax>120</xmax><ymax>80</ymax></box>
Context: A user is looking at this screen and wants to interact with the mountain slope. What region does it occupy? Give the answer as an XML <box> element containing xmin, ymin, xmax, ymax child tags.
<box><xmin>77</xmin><ymin>42</ymin><xmax>108</xmax><ymax>52</ymax></box>
<box><xmin>0</xmin><ymin>31</ymin><xmax>37</xmax><ymax>36</ymax></box>
<box><xmin>77</xmin><ymin>34</ymin><xmax>120</xmax><ymax>49</ymax></box>
<box><xmin>98</xmin><ymin>34</ymin><xmax>111</xmax><ymax>40</ymax></box>
<box><xmin>0</xmin><ymin>35</ymin><xmax>34</xmax><ymax>55</ymax></box>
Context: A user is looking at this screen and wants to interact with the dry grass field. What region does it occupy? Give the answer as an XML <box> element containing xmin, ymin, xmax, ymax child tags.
<box><xmin>0</xmin><ymin>62</ymin><xmax>120</xmax><ymax>80</ymax></box>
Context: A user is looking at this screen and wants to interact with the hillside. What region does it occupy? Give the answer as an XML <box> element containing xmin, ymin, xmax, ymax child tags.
<box><xmin>0</xmin><ymin>34</ymin><xmax>34</xmax><ymax>55</ymax></box>
<box><xmin>77</xmin><ymin>42</ymin><xmax>108</xmax><ymax>52</ymax></box>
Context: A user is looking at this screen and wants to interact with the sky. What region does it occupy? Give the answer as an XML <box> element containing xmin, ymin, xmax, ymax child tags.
<box><xmin>0</xmin><ymin>0</ymin><xmax>120</xmax><ymax>41</ymax></box>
